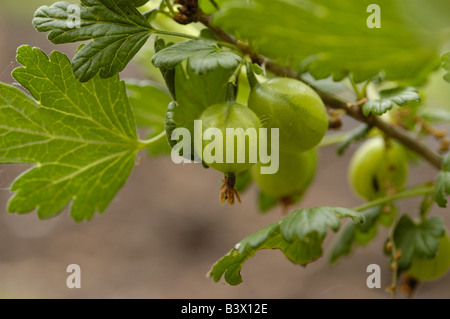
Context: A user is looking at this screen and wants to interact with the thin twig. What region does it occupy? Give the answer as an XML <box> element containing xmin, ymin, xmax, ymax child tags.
<box><xmin>386</xmin><ymin>226</ymin><xmax>399</xmax><ymax>299</ymax></box>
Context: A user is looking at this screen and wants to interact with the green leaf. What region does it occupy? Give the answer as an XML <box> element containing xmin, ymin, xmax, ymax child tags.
<box><xmin>379</xmin><ymin>205</ymin><xmax>398</xmax><ymax>227</ymax></box>
<box><xmin>337</xmin><ymin>124</ymin><xmax>371</xmax><ymax>155</ymax></box>
<box><xmin>132</xmin><ymin>0</ymin><xmax>149</xmax><ymax>7</ymax></box>
<box><xmin>154</xmin><ymin>38</ymin><xmax>177</xmax><ymax>99</ymax></box>
<box><xmin>152</xmin><ymin>40</ymin><xmax>242</xmax><ymax>74</ymax></box>
<box><xmin>257</xmin><ymin>191</ymin><xmax>278</xmax><ymax>213</ymax></box>
<box><xmin>399</xmin><ymin>0</ymin><xmax>450</xmax><ymax>36</ymax></box>
<box><xmin>199</xmin><ymin>0</ymin><xmax>229</xmax><ymax>14</ymax></box>
<box><xmin>442</xmin><ymin>52</ymin><xmax>450</xmax><ymax>83</ymax></box>
<box><xmin>208</xmin><ymin>223</ymin><xmax>276</xmax><ymax>285</ymax></box>
<box><xmin>393</xmin><ymin>215</ymin><xmax>445</xmax><ymax>270</ymax></box>
<box><xmin>0</xmin><ymin>46</ymin><xmax>140</xmax><ymax>221</ymax></box>
<box><xmin>378</xmin><ymin>87</ymin><xmax>422</xmax><ymax>106</ymax></box>
<box><xmin>165</xmin><ymin>64</ymin><xmax>234</xmax><ymax>160</ymax></box>
<box><xmin>126</xmin><ymin>80</ymin><xmax>172</xmax><ymax>156</ymax></box>
<box><xmin>301</xmin><ymin>73</ymin><xmax>352</xmax><ymax>97</ymax></box>
<box><xmin>330</xmin><ymin>205</ymin><xmax>397</xmax><ymax>263</ymax></box>
<box><xmin>362</xmin><ymin>87</ymin><xmax>421</xmax><ymax>116</ymax></box>
<box><xmin>434</xmin><ymin>154</ymin><xmax>450</xmax><ymax>207</ymax></box>
<box><xmin>33</xmin><ymin>0</ymin><xmax>154</xmax><ymax>82</ymax></box>
<box><xmin>419</xmin><ymin>108</ymin><xmax>450</xmax><ymax>123</ymax></box>
<box><xmin>251</xmin><ymin>63</ymin><xmax>264</xmax><ymax>75</ymax></box>
<box><xmin>342</xmin><ymin>207</ymin><xmax>380</xmax><ymax>244</ymax></box>
<box><xmin>208</xmin><ymin>206</ymin><xmax>364</xmax><ymax>285</ymax></box>
<box><xmin>328</xmin><ymin>222</ymin><xmax>356</xmax><ymax>264</ymax></box>
<box><xmin>199</xmin><ymin>28</ymin><xmax>218</xmax><ymax>41</ymax></box>
<box><xmin>175</xmin><ymin>64</ymin><xmax>233</xmax><ymax>111</ymax></box>
<box><xmin>213</xmin><ymin>0</ymin><xmax>443</xmax><ymax>83</ymax></box>
<box><xmin>444</xmin><ymin>73</ymin><xmax>450</xmax><ymax>83</ymax></box>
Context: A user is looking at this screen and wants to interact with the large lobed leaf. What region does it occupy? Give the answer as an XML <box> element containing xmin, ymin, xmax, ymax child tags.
<box><xmin>131</xmin><ymin>0</ymin><xmax>149</xmax><ymax>7</ymax></box>
<box><xmin>208</xmin><ymin>206</ymin><xmax>364</xmax><ymax>285</ymax></box>
<box><xmin>0</xmin><ymin>46</ymin><xmax>140</xmax><ymax>221</ymax></box>
<box><xmin>33</xmin><ymin>0</ymin><xmax>154</xmax><ymax>82</ymax></box>
<box><xmin>212</xmin><ymin>0</ymin><xmax>445</xmax><ymax>83</ymax></box>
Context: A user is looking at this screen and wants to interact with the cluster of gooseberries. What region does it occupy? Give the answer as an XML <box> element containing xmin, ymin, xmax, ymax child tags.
<box><xmin>172</xmin><ymin>64</ymin><xmax>450</xmax><ymax>283</ymax></box>
<box><xmin>194</xmin><ymin>69</ymin><xmax>328</xmax><ymax>207</ymax></box>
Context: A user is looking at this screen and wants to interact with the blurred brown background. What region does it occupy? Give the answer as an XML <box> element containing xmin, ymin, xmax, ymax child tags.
<box><xmin>0</xmin><ymin>1</ymin><xmax>449</xmax><ymax>299</ymax></box>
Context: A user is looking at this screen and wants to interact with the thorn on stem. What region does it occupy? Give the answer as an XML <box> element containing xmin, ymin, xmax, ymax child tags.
<box><xmin>385</xmin><ymin>240</ymin><xmax>393</xmax><ymax>253</ymax></box>
<box><xmin>394</xmin><ymin>249</ymin><xmax>402</xmax><ymax>260</ymax></box>
<box><xmin>389</xmin><ymin>260</ymin><xmax>397</xmax><ymax>271</ymax></box>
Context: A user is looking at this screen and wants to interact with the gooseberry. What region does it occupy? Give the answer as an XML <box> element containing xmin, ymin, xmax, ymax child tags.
<box><xmin>348</xmin><ymin>137</ymin><xmax>409</xmax><ymax>201</ymax></box>
<box><xmin>248</xmin><ymin>77</ymin><xmax>328</xmax><ymax>153</ymax></box>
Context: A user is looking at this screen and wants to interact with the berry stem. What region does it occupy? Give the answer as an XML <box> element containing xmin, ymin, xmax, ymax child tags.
<box><xmin>138</xmin><ymin>131</ymin><xmax>166</xmax><ymax>149</ymax></box>
<box><xmin>349</xmin><ymin>75</ymin><xmax>364</xmax><ymax>100</ymax></box>
<box><xmin>419</xmin><ymin>194</ymin><xmax>434</xmax><ymax>222</ymax></box>
<box><xmin>246</xmin><ymin>61</ymin><xmax>260</xmax><ymax>89</ymax></box>
<box><xmin>225</xmin><ymin>59</ymin><xmax>245</xmax><ymax>103</ymax></box>
<box><xmin>164</xmin><ymin>0</ymin><xmax>177</xmax><ymax>17</ymax></box>
<box><xmin>318</xmin><ymin>132</ymin><xmax>349</xmax><ymax>147</ymax></box>
<box><xmin>352</xmin><ymin>184</ymin><xmax>435</xmax><ymax>212</ymax></box>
